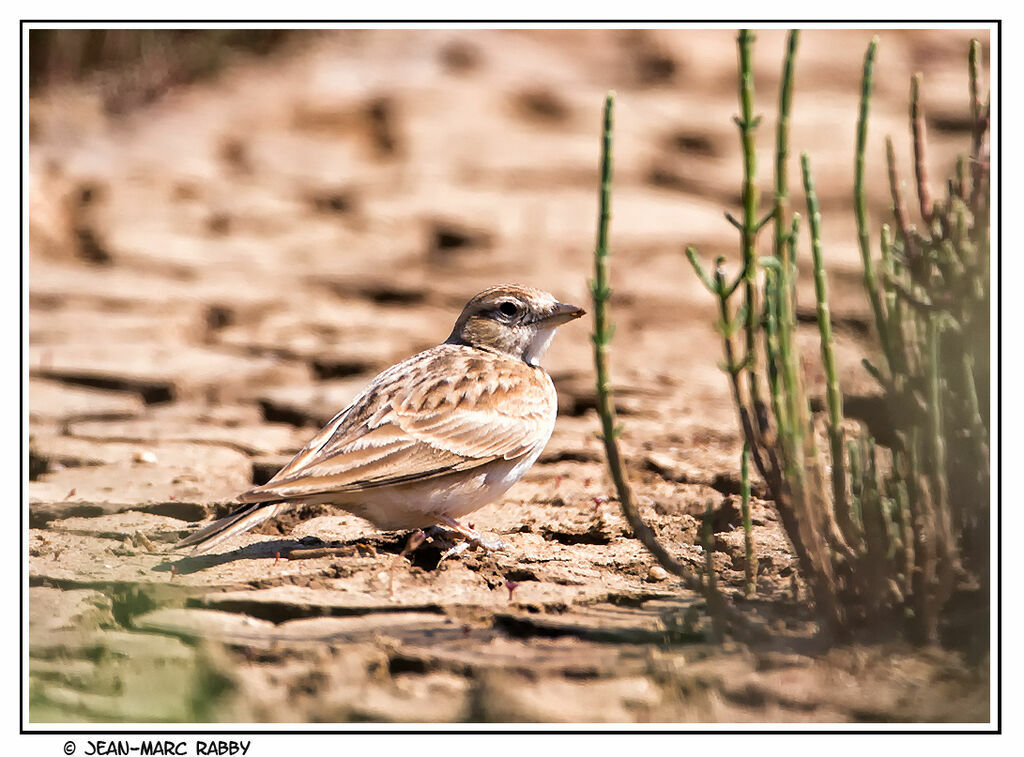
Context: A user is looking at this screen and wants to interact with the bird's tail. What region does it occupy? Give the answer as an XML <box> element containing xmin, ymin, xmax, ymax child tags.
<box><xmin>174</xmin><ymin>501</ymin><xmax>289</xmax><ymax>555</ymax></box>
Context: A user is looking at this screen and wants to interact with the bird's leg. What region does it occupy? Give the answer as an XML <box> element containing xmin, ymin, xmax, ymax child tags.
<box><xmin>434</xmin><ymin>515</ymin><xmax>506</xmax><ymax>563</ymax></box>
<box><xmin>435</xmin><ymin>515</ymin><xmax>507</xmax><ymax>550</ymax></box>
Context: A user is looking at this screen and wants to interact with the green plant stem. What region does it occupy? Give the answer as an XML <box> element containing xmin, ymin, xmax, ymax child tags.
<box><xmin>925</xmin><ymin>317</ymin><xmax>950</xmax><ymax>540</ymax></box>
<box><xmin>701</xmin><ymin>499</ymin><xmax>725</xmax><ymax>641</ymax></box>
<box><xmin>741</xmin><ymin>441</ymin><xmax>757</xmax><ymax>596</ymax></box>
<box><xmin>968</xmin><ymin>40</ymin><xmax>990</xmax><ymax>219</ymax></box>
<box><xmin>859</xmin><ymin>437</ymin><xmax>888</xmax><ymax>610</ymax></box>
<box><xmin>590</xmin><ymin>92</ymin><xmax>753</xmax><ymax>640</ymax></box>
<box><xmin>890</xmin><ymin>476</ymin><xmax>914</xmax><ymax>597</ymax></box>
<box><xmin>880</xmin><ymin>224</ymin><xmax>911</xmax><ymax>382</ymax></box>
<box><xmin>923</xmin><ymin>315</ymin><xmax>955</xmax><ymax>645</ymax></box>
<box><xmin>773</xmin><ymin>29</ymin><xmax>799</xmax><ymax>262</ymax></box>
<box><xmin>763</xmin><ymin>268</ymin><xmax>786</xmax><ymax>436</ymax></box>
<box><xmin>714</xmin><ymin>264</ymin><xmax>772</xmax><ymax>491</ymax></box>
<box><xmin>847</xmin><ymin>439</ymin><xmax>863</xmax><ymax>531</ymax></box>
<box><xmin>854</xmin><ymin>37</ymin><xmax>892</xmax><ymax>367</ymax></box>
<box><xmin>801</xmin><ymin>155</ymin><xmax>850</xmax><ymax>537</ymax></box>
<box><xmin>768</xmin><ymin>29</ymin><xmax>799</xmax><ymax>447</ymax></box>
<box><xmin>778</xmin><ymin>215</ymin><xmax>806</xmax><ymax>482</ymax></box>
<box><xmin>799</xmin><ymin>155</ymin><xmax>860</xmax><ymax>572</ymax></box>
<box><xmin>969</xmin><ymin>39</ymin><xmax>984</xmax><ymax>167</ymax></box>
<box><xmin>886</xmin><ymin>137</ymin><xmax>921</xmax><ymax>271</ymax></box>
<box><xmin>771</xmin><ymin>216</ymin><xmax>844</xmax><ymax>632</ymax></box>
<box><xmin>960</xmin><ymin>350</ymin><xmax>989</xmax><ymax>465</ymax></box>
<box><xmin>686</xmin><ymin>246</ymin><xmax>717</xmax><ymax>293</ymax></box>
<box><xmin>736</xmin><ymin>29</ymin><xmax>766</xmax><ymax>437</ymax></box>
<box><xmin>910</xmin><ymin>74</ymin><xmax>933</xmax><ymax>226</ymax></box>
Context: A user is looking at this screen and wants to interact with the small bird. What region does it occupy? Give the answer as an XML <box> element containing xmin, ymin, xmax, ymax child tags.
<box><xmin>176</xmin><ymin>284</ymin><xmax>585</xmax><ymax>556</ymax></box>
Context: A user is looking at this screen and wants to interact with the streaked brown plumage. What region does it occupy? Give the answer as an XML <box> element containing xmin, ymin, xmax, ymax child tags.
<box><xmin>176</xmin><ymin>284</ymin><xmax>585</xmax><ymax>554</ymax></box>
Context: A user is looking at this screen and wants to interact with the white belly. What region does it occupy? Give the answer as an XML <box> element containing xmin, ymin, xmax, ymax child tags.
<box><xmin>306</xmin><ymin>436</ymin><xmax>547</xmax><ymax>530</ymax></box>
<box><xmin>347</xmin><ymin>441</ymin><xmax>547</xmax><ymax>529</ymax></box>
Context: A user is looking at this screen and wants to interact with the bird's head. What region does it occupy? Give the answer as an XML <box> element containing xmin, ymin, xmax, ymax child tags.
<box><xmin>446</xmin><ymin>284</ymin><xmax>585</xmax><ymax>365</ymax></box>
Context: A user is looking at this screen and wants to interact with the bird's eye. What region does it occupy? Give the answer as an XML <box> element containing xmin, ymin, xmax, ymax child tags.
<box><xmin>498</xmin><ymin>301</ymin><xmax>520</xmax><ymax>317</ymax></box>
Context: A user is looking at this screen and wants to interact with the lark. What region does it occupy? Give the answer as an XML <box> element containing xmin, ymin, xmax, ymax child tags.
<box><xmin>176</xmin><ymin>284</ymin><xmax>585</xmax><ymax>556</ymax></box>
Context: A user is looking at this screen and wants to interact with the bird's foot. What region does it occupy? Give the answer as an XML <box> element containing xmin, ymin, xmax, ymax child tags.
<box><xmin>438</xmin><ymin>540</ymin><xmax>473</xmax><ymax>563</ymax></box>
<box><xmin>433</xmin><ymin>516</ymin><xmax>506</xmax><ymax>563</ymax></box>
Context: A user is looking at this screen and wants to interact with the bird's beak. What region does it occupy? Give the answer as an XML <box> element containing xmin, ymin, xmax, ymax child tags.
<box><xmin>542</xmin><ymin>301</ymin><xmax>587</xmax><ymax>326</ymax></box>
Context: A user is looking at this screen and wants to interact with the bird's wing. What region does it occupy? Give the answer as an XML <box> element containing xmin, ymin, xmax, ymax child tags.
<box><xmin>238</xmin><ymin>346</ymin><xmax>555</xmax><ymax>503</ymax></box>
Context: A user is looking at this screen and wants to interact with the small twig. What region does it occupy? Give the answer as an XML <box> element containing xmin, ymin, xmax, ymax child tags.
<box><xmin>861</xmin><ymin>358</ymin><xmax>889</xmax><ymax>390</ymax></box>
<box><xmin>286</xmin><ymin>546</ymin><xmax>358</xmax><ymax>560</ymax></box>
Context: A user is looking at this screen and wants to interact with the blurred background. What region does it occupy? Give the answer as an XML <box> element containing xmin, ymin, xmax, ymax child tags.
<box><xmin>27</xmin><ymin>28</ymin><xmax>990</xmax><ymax>723</ymax></box>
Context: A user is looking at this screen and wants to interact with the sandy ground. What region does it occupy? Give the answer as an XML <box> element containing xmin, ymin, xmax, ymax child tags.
<box><xmin>27</xmin><ymin>28</ymin><xmax>990</xmax><ymax>723</ymax></box>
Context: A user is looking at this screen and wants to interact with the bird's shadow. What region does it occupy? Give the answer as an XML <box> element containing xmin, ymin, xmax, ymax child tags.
<box><xmin>152</xmin><ymin>539</ymin><xmax>307</xmax><ymax>575</ymax></box>
<box><xmin>151</xmin><ymin>531</ymin><xmax>448</xmax><ymax>575</ymax></box>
